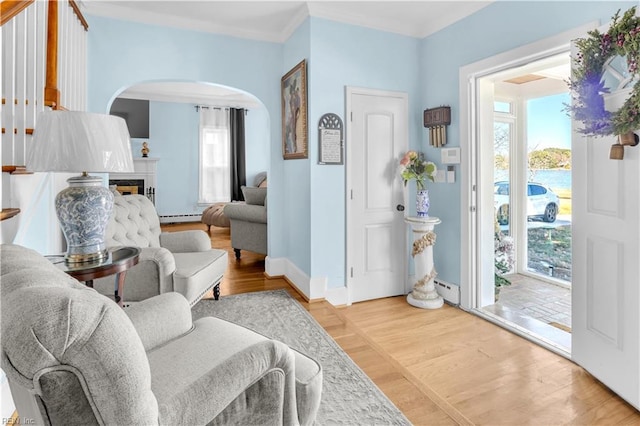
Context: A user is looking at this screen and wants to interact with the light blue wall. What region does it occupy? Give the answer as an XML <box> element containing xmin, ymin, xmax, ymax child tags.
<box><xmin>419</xmin><ymin>1</ymin><xmax>636</xmax><ymax>286</ymax></box>
<box><xmin>87</xmin><ymin>16</ymin><xmax>283</xmax><ymax>114</ymax></box>
<box><xmin>245</xmin><ymin>108</ymin><xmax>271</xmax><ymax>185</ymax></box>
<box><xmin>86</xmin><ymin>2</ymin><xmax>635</xmax><ymax>294</ymax></box>
<box><xmin>308</xmin><ymin>17</ymin><xmax>420</xmax><ymax>287</ymax></box>
<box><xmin>148</xmin><ymin>102</ymin><xmax>198</xmax><ymax>215</ymax></box>
<box><xmin>86</xmin><ymin>15</ymin><xmax>279</xmax><ymax>222</ymax></box>
<box><xmin>128</xmin><ymin>102</ymin><xmax>269</xmax><ymax>216</ymax></box>
<box><xmin>280</xmin><ymin>18</ymin><xmax>312</xmax><ymax>274</ymax></box>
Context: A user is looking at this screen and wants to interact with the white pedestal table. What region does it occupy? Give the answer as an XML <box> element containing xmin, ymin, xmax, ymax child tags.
<box><xmin>405</xmin><ymin>216</ymin><xmax>443</xmax><ymax>309</ymax></box>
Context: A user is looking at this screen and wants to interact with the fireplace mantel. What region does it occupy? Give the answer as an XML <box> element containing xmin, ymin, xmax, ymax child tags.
<box><xmin>110</xmin><ymin>157</ymin><xmax>158</xmax><ymax>203</ymax></box>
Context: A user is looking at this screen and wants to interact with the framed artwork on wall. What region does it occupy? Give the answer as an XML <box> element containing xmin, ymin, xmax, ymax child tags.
<box><xmin>281</xmin><ymin>59</ymin><xmax>308</xmax><ymax>159</ymax></box>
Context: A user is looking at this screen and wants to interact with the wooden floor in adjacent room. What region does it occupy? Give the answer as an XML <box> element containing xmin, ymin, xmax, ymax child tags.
<box><xmin>164</xmin><ymin>222</ymin><xmax>640</xmax><ymax>425</ymax></box>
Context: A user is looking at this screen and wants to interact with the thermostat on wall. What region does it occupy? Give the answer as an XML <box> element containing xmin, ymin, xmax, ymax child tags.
<box><xmin>441</xmin><ymin>147</ymin><xmax>460</xmax><ymax>164</ymax></box>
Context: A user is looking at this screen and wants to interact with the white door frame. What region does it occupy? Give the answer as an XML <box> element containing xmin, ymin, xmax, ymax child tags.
<box><xmin>459</xmin><ymin>24</ymin><xmax>595</xmax><ymax>352</ymax></box>
<box><xmin>345</xmin><ymin>86</ymin><xmax>409</xmax><ymax>305</ymax></box>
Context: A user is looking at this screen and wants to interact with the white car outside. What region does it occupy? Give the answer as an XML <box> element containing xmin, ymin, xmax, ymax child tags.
<box><xmin>494</xmin><ymin>181</ymin><xmax>560</xmax><ymax>225</ymax></box>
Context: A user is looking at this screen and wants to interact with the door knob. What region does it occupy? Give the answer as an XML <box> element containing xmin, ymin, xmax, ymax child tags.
<box><xmin>396</xmin><ymin>204</ymin><xmax>405</xmax><ymax>212</ymax></box>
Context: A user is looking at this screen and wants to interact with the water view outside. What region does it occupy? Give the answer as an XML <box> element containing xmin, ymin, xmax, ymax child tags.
<box><xmin>494</xmin><ymin>93</ymin><xmax>572</xmax><ymax>283</ymax></box>
<box><xmin>527</xmin><ymin>94</ymin><xmax>572</xmax><ymax>282</ymax></box>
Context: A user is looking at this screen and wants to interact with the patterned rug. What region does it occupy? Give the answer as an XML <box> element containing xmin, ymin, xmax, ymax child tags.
<box><xmin>192</xmin><ymin>289</ymin><xmax>410</xmax><ymax>425</ymax></box>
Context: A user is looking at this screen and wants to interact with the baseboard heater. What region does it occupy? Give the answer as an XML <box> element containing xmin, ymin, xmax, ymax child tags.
<box><xmin>159</xmin><ymin>214</ymin><xmax>201</xmax><ymax>224</ymax></box>
<box><xmin>434</xmin><ymin>279</ymin><xmax>460</xmax><ymax>306</ymax></box>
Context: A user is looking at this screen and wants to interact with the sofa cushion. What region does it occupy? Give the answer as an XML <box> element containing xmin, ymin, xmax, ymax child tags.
<box><xmin>148</xmin><ymin>316</ymin><xmax>322</xmax><ymax>426</ymax></box>
<box><xmin>149</xmin><ymin>317</ymin><xmax>294</xmax><ymax>425</ymax></box>
<box><xmin>241</xmin><ymin>186</ymin><xmax>267</xmax><ymax>206</ymax></box>
<box><xmin>172</xmin><ymin>249</ymin><xmax>228</xmax><ymax>306</ymax></box>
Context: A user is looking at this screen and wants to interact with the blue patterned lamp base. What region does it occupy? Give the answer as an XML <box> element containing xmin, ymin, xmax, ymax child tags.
<box><xmin>56</xmin><ymin>174</ymin><xmax>114</xmax><ymax>264</ymax></box>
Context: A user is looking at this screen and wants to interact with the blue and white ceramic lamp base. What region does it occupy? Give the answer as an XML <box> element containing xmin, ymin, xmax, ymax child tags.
<box><xmin>405</xmin><ymin>216</ymin><xmax>443</xmax><ymax>310</ymax></box>
<box><xmin>56</xmin><ymin>174</ymin><xmax>114</xmax><ymax>264</ymax></box>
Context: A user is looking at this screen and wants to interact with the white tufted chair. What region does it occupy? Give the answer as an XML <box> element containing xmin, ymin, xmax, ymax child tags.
<box><xmin>94</xmin><ymin>194</ymin><xmax>228</xmax><ymax>306</ymax></box>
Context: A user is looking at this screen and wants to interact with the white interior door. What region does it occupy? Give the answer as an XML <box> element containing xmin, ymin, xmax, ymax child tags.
<box><xmin>572</xmin><ymin>85</ymin><xmax>640</xmax><ymax>408</ymax></box>
<box><xmin>346</xmin><ymin>88</ymin><xmax>408</xmax><ymax>303</ymax></box>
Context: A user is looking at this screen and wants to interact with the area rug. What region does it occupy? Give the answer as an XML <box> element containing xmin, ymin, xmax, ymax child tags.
<box><xmin>192</xmin><ymin>290</ymin><xmax>411</xmax><ymax>425</ymax></box>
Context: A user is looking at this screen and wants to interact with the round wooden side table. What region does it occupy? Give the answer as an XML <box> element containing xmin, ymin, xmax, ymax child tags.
<box><xmin>47</xmin><ymin>246</ymin><xmax>140</xmax><ymax>307</ymax></box>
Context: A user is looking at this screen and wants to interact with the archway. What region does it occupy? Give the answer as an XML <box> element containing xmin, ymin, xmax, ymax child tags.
<box><xmin>106</xmin><ymin>80</ymin><xmax>270</xmax><ymax>224</ymax></box>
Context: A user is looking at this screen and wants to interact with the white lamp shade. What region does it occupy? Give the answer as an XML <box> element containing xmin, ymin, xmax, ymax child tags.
<box><xmin>27</xmin><ymin>110</ymin><xmax>134</xmax><ymax>173</ymax></box>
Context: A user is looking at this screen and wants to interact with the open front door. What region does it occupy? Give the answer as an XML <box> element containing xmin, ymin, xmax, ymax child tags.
<box><xmin>571</xmin><ymin>43</ymin><xmax>640</xmax><ymax>407</ymax></box>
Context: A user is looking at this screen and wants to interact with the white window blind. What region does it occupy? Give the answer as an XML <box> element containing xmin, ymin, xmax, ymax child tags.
<box><xmin>199</xmin><ymin>107</ymin><xmax>230</xmax><ymax>204</ymax></box>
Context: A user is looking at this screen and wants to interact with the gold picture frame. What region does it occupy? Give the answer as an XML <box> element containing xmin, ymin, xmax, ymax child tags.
<box><xmin>281</xmin><ymin>59</ymin><xmax>308</xmax><ymax>159</ymax></box>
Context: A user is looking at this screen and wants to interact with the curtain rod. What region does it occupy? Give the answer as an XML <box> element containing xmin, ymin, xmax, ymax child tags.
<box><xmin>194</xmin><ymin>105</ymin><xmax>227</xmax><ymax>111</ymax></box>
<box><xmin>194</xmin><ymin>105</ymin><xmax>248</xmax><ymax>114</ymax></box>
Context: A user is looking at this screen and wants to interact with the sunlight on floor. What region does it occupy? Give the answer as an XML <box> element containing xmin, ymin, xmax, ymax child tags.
<box><xmin>483</xmin><ymin>274</ymin><xmax>571</xmax><ymax>352</ymax></box>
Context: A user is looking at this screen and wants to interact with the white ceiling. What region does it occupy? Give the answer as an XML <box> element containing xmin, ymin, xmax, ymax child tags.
<box><xmin>82</xmin><ymin>1</ymin><xmax>494</xmax><ymax>107</ymax></box>
<box><xmin>82</xmin><ymin>1</ymin><xmax>493</xmax><ymax>42</ymax></box>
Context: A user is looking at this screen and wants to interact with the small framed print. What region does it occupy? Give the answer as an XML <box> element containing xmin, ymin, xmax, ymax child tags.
<box><xmin>318</xmin><ymin>113</ymin><xmax>343</xmax><ymax>165</ymax></box>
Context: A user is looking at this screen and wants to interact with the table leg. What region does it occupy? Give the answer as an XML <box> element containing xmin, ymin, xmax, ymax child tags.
<box><xmin>114</xmin><ymin>272</ymin><xmax>127</xmax><ymax>308</ymax></box>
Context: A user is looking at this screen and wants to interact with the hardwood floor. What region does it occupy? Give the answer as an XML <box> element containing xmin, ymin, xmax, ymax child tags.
<box><xmin>164</xmin><ymin>222</ymin><xmax>640</xmax><ymax>425</ymax></box>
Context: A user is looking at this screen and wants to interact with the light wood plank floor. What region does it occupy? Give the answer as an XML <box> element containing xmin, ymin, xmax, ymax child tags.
<box><xmin>164</xmin><ymin>222</ymin><xmax>640</xmax><ymax>425</ymax></box>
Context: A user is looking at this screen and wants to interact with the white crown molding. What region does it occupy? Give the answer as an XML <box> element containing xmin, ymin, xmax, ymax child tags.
<box><xmin>414</xmin><ymin>2</ymin><xmax>493</xmax><ymax>38</ymax></box>
<box><xmin>81</xmin><ymin>2</ymin><xmax>287</xmax><ymax>43</ymax></box>
<box><xmin>81</xmin><ymin>1</ymin><xmax>494</xmax><ymax>43</ymax></box>
<box><xmin>307</xmin><ymin>2</ymin><xmax>416</xmax><ymax>37</ymax></box>
<box><xmin>280</xmin><ymin>3</ymin><xmax>312</xmax><ymax>42</ymax></box>
<box><xmin>306</xmin><ymin>1</ymin><xmax>493</xmax><ymax>39</ymax></box>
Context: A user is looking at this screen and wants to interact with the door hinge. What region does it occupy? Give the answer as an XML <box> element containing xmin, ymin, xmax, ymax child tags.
<box><xmin>350</xmin><ymin>111</ymin><xmax>353</xmax><ymax>121</ymax></box>
<box><xmin>350</xmin><ymin>267</ymin><xmax>354</xmax><ymax>278</ymax></box>
<box><xmin>350</xmin><ymin>189</ymin><xmax>353</xmax><ymax>200</ymax></box>
<box><xmin>470</xmin><ymin>206</ymin><xmax>476</xmax><ymax>212</ymax></box>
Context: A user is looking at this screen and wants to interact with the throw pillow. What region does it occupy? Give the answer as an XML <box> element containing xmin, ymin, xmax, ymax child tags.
<box><xmin>253</xmin><ymin>171</ymin><xmax>267</xmax><ymax>188</ymax></box>
<box><xmin>242</xmin><ymin>186</ymin><xmax>267</xmax><ymax>206</ymax></box>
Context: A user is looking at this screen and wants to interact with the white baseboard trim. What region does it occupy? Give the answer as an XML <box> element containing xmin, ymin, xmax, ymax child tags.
<box><xmin>325</xmin><ymin>285</ymin><xmax>349</xmax><ymax>307</ymax></box>
<box><xmin>265</xmin><ymin>257</ymin><xmax>348</xmax><ymax>306</ymax></box>
<box><xmin>309</xmin><ymin>276</ymin><xmax>327</xmax><ymax>300</ymax></box>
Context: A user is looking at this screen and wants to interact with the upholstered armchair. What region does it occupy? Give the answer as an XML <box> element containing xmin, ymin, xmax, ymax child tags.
<box><xmin>224</xmin><ymin>186</ymin><xmax>267</xmax><ymax>259</ymax></box>
<box><xmin>1</xmin><ymin>244</ymin><xmax>322</xmax><ymax>425</ymax></box>
<box><xmin>94</xmin><ymin>194</ymin><xmax>228</xmax><ymax>305</ymax></box>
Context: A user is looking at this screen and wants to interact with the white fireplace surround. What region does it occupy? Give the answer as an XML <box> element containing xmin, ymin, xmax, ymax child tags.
<box><xmin>110</xmin><ymin>157</ymin><xmax>158</xmax><ymax>202</ymax></box>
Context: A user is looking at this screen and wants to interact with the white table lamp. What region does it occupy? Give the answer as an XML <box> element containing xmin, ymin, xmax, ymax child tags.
<box><xmin>27</xmin><ymin>110</ymin><xmax>134</xmax><ymax>263</ymax></box>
